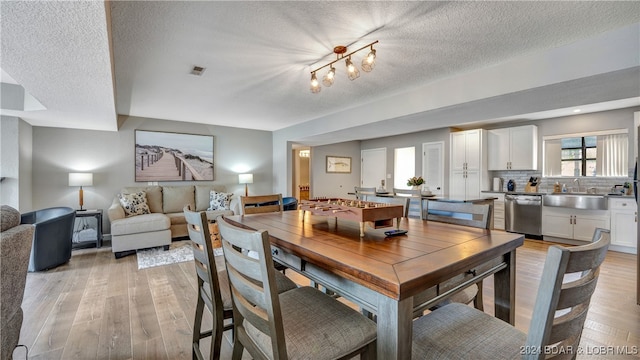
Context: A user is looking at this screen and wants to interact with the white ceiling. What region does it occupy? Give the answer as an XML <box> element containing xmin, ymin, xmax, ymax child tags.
<box><xmin>1</xmin><ymin>1</ymin><xmax>639</xmax><ymax>144</ymax></box>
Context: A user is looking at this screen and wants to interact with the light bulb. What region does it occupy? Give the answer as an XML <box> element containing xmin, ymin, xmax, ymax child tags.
<box><xmin>310</xmin><ymin>73</ymin><xmax>321</xmax><ymax>93</ymax></box>
<box><xmin>362</xmin><ymin>48</ymin><xmax>376</xmax><ymax>72</ymax></box>
<box><xmin>322</xmin><ymin>66</ymin><xmax>335</xmax><ymax>87</ymax></box>
<box><xmin>345</xmin><ymin>58</ymin><xmax>359</xmax><ymax>80</ymax></box>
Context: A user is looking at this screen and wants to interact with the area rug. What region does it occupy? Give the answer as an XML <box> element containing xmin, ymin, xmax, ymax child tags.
<box><xmin>137</xmin><ymin>240</ymin><xmax>194</xmax><ymax>270</ymax></box>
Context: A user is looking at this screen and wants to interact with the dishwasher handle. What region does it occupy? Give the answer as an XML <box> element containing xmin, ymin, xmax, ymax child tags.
<box><xmin>505</xmin><ymin>194</ymin><xmax>542</xmax><ymax>205</ymax></box>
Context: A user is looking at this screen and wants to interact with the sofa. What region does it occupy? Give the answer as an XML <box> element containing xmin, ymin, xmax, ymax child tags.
<box><xmin>1</xmin><ymin>205</ymin><xmax>34</xmax><ymax>360</ymax></box>
<box><xmin>20</xmin><ymin>207</ymin><xmax>75</xmax><ymax>272</ymax></box>
<box><xmin>107</xmin><ymin>185</ymin><xmax>239</xmax><ymax>258</ymax></box>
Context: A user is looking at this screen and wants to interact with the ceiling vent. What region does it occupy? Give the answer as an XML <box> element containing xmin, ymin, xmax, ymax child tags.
<box><xmin>190</xmin><ymin>66</ymin><xmax>206</xmax><ymax>76</ymax></box>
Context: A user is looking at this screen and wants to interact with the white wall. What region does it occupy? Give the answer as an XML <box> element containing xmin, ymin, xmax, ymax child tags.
<box><xmin>31</xmin><ymin>116</ymin><xmax>273</xmax><ymax>233</ymax></box>
<box><xmin>19</xmin><ymin>118</ymin><xmax>33</xmax><ymax>211</ymax></box>
<box><xmin>1</xmin><ymin>116</ymin><xmax>20</xmax><ymax>209</ymax></box>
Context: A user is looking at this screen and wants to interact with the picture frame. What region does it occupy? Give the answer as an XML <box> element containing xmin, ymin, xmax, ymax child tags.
<box><xmin>326</xmin><ymin>156</ymin><xmax>352</xmax><ymax>173</ymax></box>
<box><xmin>135</xmin><ymin>130</ymin><xmax>214</xmax><ymax>182</ymax></box>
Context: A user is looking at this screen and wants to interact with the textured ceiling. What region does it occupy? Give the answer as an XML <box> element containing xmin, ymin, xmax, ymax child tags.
<box><xmin>1</xmin><ymin>1</ymin><xmax>640</xmax><ymax>140</ymax></box>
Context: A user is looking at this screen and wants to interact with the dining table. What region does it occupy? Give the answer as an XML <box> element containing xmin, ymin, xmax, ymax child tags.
<box><xmin>224</xmin><ymin>210</ymin><xmax>524</xmax><ymax>360</ymax></box>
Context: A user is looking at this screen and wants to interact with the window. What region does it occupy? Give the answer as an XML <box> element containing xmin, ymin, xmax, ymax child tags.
<box><xmin>560</xmin><ymin>136</ymin><xmax>597</xmax><ymax>176</ymax></box>
<box><xmin>394</xmin><ymin>147</ymin><xmax>415</xmax><ymax>189</ymax></box>
<box><xmin>544</xmin><ymin>130</ymin><xmax>628</xmax><ymax>177</ymax></box>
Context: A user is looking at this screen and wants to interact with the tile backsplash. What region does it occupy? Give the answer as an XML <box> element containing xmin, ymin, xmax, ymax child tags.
<box><xmin>489</xmin><ymin>170</ymin><xmax>633</xmax><ymax>194</ymax></box>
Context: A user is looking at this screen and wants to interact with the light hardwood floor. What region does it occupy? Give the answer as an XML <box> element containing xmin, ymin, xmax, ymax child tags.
<box><xmin>15</xmin><ymin>239</ymin><xmax>639</xmax><ymax>360</ymax></box>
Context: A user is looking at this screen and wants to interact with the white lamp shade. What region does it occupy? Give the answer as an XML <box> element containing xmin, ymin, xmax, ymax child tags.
<box><xmin>69</xmin><ymin>173</ymin><xmax>93</xmax><ymax>187</ymax></box>
<box><xmin>238</xmin><ymin>173</ymin><xmax>253</xmax><ymax>184</ymax></box>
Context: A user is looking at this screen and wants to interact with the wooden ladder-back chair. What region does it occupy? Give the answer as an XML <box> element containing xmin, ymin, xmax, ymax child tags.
<box><xmin>393</xmin><ymin>188</ymin><xmax>425</xmax><ymax>219</ymax></box>
<box><xmin>241</xmin><ymin>194</ymin><xmax>284</xmax><ymax>215</ymax></box>
<box><xmin>184</xmin><ymin>205</ymin><xmax>233</xmax><ymax>360</ymax></box>
<box><xmin>184</xmin><ymin>206</ymin><xmax>296</xmax><ymax>360</ymax></box>
<box><xmin>416</xmin><ymin>202</ymin><xmax>492</xmax><ymax>313</ymax></box>
<box><xmin>354</xmin><ymin>186</ymin><xmax>376</xmax><ymax>200</ymax></box>
<box><xmin>217</xmin><ymin>215</ymin><xmax>377</xmax><ymax>360</ymax></box>
<box><xmin>411</xmin><ymin>228</ymin><xmax>611</xmax><ymax>360</ymax></box>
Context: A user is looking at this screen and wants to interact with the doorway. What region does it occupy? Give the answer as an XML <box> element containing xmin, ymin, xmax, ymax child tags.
<box><xmin>293</xmin><ymin>146</ymin><xmax>310</xmax><ymax>200</ymax></box>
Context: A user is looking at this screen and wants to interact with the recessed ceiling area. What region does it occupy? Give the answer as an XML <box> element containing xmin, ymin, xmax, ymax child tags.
<box><xmin>1</xmin><ymin>1</ymin><xmax>639</xmax><ymax>144</ymax></box>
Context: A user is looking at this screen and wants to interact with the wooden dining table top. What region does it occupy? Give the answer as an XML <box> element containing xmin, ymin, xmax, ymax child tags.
<box><xmin>224</xmin><ymin>210</ymin><xmax>524</xmax><ymax>301</ymax></box>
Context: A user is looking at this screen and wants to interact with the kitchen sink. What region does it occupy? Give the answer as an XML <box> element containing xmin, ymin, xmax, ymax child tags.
<box><xmin>543</xmin><ymin>194</ymin><xmax>608</xmax><ymax>210</ymax></box>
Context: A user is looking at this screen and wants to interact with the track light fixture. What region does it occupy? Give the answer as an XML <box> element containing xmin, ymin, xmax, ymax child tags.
<box><xmin>309</xmin><ymin>40</ymin><xmax>378</xmax><ymax>93</ymax></box>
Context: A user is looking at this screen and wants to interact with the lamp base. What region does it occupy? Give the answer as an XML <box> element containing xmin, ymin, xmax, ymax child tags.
<box><xmin>77</xmin><ymin>208</ymin><xmax>87</xmax><ymax>211</ymax></box>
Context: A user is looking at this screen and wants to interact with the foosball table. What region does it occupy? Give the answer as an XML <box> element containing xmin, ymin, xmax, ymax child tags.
<box><xmin>299</xmin><ymin>198</ymin><xmax>404</xmax><ymax>237</ymax></box>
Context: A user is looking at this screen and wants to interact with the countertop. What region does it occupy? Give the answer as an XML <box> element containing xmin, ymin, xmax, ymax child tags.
<box><xmin>482</xmin><ymin>190</ymin><xmax>635</xmax><ymax>198</ymax></box>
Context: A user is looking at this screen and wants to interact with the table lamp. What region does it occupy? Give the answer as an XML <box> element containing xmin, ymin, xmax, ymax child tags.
<box><xmin>238</xmin><ymin>173</ymin><xmax>253</xmax><ymax>196</ymax></box>
<box><xmin>69</xmin><ymin>172</ymin><xmax>93</xmax><ymax>211</ymax></box>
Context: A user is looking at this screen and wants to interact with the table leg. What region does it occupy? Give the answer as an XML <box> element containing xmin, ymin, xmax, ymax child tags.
<box><xmin>359</xmin><ymin>222</ymin><xmax>365</xmax><ymax>237</ymax></box>
<box><xmin>494</xmin><ymin>249</ymin><xmax>516</xmax><ymax>324</ymax></box>
<box><xmin>395</xmin><ymin>217</ymin><xmax>400</xmax><ymax>229</ymax></box>
<box><xmin>376</xmin><ymin>295</ymin><xmax>412</xmax><ymax>360</ymax></box>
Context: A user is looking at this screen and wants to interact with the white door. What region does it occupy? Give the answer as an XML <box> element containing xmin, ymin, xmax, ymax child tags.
<box><xmin>423</xmin><ymin>142</ymin><xmax>444</xmax><ymax>196</ymax></box>
<box><xmin>361</xmin><ymin>148</ymin><xmax>387</xmax><ymax>189</ymax></box>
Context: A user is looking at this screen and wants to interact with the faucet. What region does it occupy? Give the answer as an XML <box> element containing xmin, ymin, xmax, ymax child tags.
<box><xmin>573</xmin><ymin>178</ymin><xmax>581</xmax><ymax>193</ymax></box>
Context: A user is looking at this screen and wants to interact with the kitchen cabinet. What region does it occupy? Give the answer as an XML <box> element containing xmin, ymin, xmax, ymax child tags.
<box><xmin>450</xmin><ymin>129</ymin><xmax>487</xmax><ymax>199</ymax></box>
<box><xmin>542</xmin><ymin>206</ymin><xmax>609</xmax><ymax>242</ymax></box>
<box><xmin>609</xmin><ymin>197</ymin><xmax>637</xmax><ymax>251</ymax></box>
<box><xmin>488</xmin><ymin>125</ymin><xmax>538</xmax><ymax>170</ymax></box>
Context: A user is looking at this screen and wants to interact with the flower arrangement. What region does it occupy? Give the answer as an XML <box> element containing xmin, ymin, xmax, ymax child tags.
<box><xmin>407</xmin><ymin>176</ymin><xmax>425</xmax><ymax>187</ymax></box>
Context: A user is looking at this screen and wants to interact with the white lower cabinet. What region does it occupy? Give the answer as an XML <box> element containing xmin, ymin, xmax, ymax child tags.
<box><xmin>542</xmin><ymin>207</ymin><xmax>609</xmax><ymax>242</ymax></box>
<box><xmin>483</xmin><ymin>192</ymin><xmax>505</xmax><ymax>230</ymax></box>
<box><xmin>609</xmin><ymin>198</ymin><xmax>637</xmax><ymax>251</ymax></box>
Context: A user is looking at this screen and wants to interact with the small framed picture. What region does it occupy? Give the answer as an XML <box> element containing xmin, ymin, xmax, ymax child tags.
<box><xmin>326</xmin><ymin>156</ymin><xmax>352</xmax><ymax>173</ymax></box>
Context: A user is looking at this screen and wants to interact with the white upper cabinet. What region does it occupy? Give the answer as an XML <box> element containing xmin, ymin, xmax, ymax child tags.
<box><xmin>488</xmin><ymin>125</ymin><xmax>538</xmax><ymax>170</ymax></box>
<box><xmin>450</xmin><ymin>129</ymin><xmax>487</xmax><ymax>199</ymax></box>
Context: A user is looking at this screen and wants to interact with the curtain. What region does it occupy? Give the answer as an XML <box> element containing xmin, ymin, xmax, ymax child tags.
<box><xmin>596</xmin><ymin>133</ymin><xmax>628</xmax><ymax>176</ymax></box>
<box><xmin>544</xmin><ymin>139</ymin><xmax>562</xmax><ymax>177</ymax></box>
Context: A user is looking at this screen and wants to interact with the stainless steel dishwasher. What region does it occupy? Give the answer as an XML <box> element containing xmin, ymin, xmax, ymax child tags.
<box><xmin>505</xmin><ymin>194</ymin><xmax>543</xmax><ymax>236</ymax></box>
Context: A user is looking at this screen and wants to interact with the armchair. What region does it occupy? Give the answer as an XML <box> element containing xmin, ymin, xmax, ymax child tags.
<box><xmin>1</xmin><ymin>205</ymin><xmax>34</xmax><ymax>360</ymax></box>
<box><xmin>21</xmin><ymin>207</ymin><xmax>75</xmax><ymax>272</ymax></box>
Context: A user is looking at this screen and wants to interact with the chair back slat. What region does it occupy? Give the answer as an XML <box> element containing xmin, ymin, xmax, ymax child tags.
<box><xmin>524</xmin><ymin>228</ymin><xmax>610</xmax><ymax>360</ymax></box>
<box><xmin>393</xmin><ymin>188</ymin><xmax>425</xmax><ymax>219</ymax></box>
<box><xmin>242</xmin><ymin>194</ymin><xmax>284</xmax><ymax>215</ymax></box>
<box><xmin>427</xmin><ymin>202</ymin><xmax>491</xmax><ymax>229</ymax></box>
<box><xmin>221</xmin><ymin>238</ymin><xmax>264</xmax><ymax>283</ymax></box>
<box><xmin>556</xmin><ymin>274</ymin><xmax>599</xmax><ymax>310</ymax></box>
<box><xmin>217</xmin><ymin>215</ymin><xmax>288</xmax><ymax>360</ymax></box>
<box><xmin>547</xmin><ymin>303</ymin><xmax>590</xmax><ymax>345</ymax></box>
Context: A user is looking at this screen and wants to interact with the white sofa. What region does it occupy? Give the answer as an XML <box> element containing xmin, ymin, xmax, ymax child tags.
<box><xmin>107</xmin><ymin>185</ymin><xmax>239</xmax><ymax>258</ymax></box>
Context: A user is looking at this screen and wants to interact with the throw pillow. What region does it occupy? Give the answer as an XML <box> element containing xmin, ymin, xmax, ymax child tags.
<box><xmin>208</xmin><ymin>190</ymin><xmax>233</xmax><ymax>211</ymax></box>
<box><xmin>118</xmin><ymin>191</ymin><xmax>151</xmax><ymax>217</ymax></box>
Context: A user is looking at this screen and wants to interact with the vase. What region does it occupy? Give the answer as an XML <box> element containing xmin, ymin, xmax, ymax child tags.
<box><xmin>412</xmin><ymin>185</ymin><xmax>421</xmax><ymax>192</ymax></box>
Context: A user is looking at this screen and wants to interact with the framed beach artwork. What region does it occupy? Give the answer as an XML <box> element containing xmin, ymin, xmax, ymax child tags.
<box><xmin>326</xmin><ymin>156</ymin><xmax>351</xmax><ymax>173</ymax></box>
<box><xmin>135</xmin><ymin>130</ymin><xmax>214</xmax><ymax>182</ymax></box>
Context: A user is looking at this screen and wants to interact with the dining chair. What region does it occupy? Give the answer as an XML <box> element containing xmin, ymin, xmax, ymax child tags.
<box><xmin>354</xmin><ymin>186</ymin><xmax>376</xmax><ymax>200</ymax></box>
<box><xmin>411</xmin><ymin>228</ymin><xmax>610</xmax><ymax>360</ymax></box>
<box><xmin>414</xmin><ymin>202</ymin><xmax>492</xmax><ymax>313</ymax></box>
<box><xmin>241</xmin><ymin>194</ymin><xmax>284</xmax><ymax>215</ymax></box>
<box><xmin>184</xmin><ymin>206</ymin><xmax>297</xmax><ymax>360</ymax></box>
<box><xmin>217</xmin><ymin>215</ymin><xmax>377</xmax><ymax>360</ymax></box>
<box><xmin>392</xmin><ymin>188</ymin><xmax>425</xmax><ymax>219</ymax></box>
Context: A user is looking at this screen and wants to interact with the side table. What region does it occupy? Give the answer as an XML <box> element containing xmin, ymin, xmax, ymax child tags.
<box><xmin>73</xmin><ymin>209</ymin><xmax>103</xmax><ymax>249</ymax></box>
